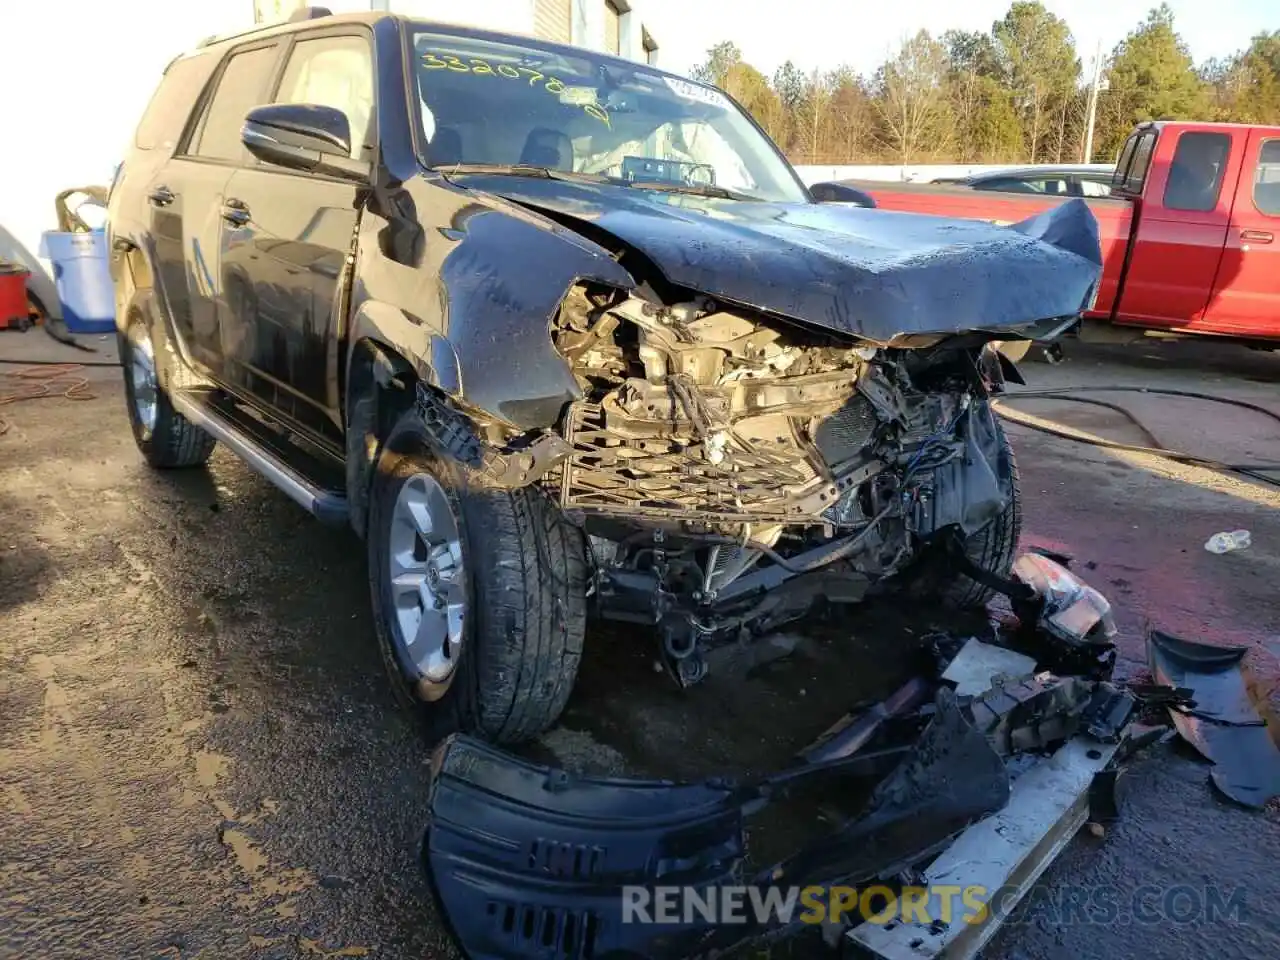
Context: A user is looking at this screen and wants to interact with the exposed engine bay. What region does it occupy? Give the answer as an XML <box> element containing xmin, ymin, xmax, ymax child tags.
<box><xmin>540</xmin><ymin>285</ymin><xmax>1015</xmax><ymax>684</ymax></box>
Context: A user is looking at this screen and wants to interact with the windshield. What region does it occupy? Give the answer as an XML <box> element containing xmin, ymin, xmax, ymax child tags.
<box><xmin>410</xmin><ymin>28</ymin><xmax>809</xmax><ymax>203</ymax></box>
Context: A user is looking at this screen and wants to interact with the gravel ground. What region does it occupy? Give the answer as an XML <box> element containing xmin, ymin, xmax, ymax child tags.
<box><xmin>1</xmin><ymin>330</ymin><xmax>1278</xmax><ymax>959</ymax></box>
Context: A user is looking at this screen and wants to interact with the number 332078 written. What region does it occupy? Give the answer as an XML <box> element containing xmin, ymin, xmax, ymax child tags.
<box><xmin>421</xmin><ymin>53</ymin><xmax>611</xmax><ymax>128</ymax></box>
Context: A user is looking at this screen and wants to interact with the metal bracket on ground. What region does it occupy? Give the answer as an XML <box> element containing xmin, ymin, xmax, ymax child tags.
<box><xmin>849</xmin><ymin>734</ymin><xmax>1121</xmax><ymax>960</ymax></box>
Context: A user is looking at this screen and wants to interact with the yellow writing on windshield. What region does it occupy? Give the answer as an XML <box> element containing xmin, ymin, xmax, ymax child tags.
<box><xmin>421</xmin><ymin>52</ymin><xmax>610</xmax><ymax>129</ymax></box>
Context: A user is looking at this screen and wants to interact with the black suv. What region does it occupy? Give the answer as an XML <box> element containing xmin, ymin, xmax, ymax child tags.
<box><xmin>107</xmin><ymin>8</ymin><xmax>1101</xmax><ymax>743</ymax></box>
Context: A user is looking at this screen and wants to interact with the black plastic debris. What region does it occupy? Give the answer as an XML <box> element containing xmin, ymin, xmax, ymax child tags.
<box><xmin>1147</xmin><ymin>628</ymin><xmax>1280</xmax><ymax>809</ymax></box>
<box><xmin>1088</xmin><ymin>769</ymin><xmax>1122</xmax><ymax>825</ymax></box>
<box><xmin>1085</xmin><ymin>685</ymin><xmax>1138</xmax><ymax>743</ymax></box>
<box><xmin>421</xmin><ymin>691</ymin><xmax>1009</xmax><ymax>960</ymax></box>
<box><xmin>969</xmin><ymin>674</ymin><xmax>1096</xmax><ymax>755</ymax></box>
<box><xmin>799</xmin><ymin>676</ymin><xmax>932</xmax><ymax>763</ymax></box>
<box><xmin>961</xmin><ymin>670</ymin><xmax>1140</xmax><ymax>756</ymax></box>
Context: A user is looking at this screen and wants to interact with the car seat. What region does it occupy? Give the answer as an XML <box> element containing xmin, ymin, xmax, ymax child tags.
<box><xmin>519</xmin><ymin>128</ymin><xmax>573</xmax><ymax>170</ymax></box>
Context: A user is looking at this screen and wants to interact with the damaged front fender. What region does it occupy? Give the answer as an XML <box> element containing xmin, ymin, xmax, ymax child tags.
<box><xmin>354</xmin><ymin>177</ymin><xmax>635</xmax><ymax>433</ymax></box>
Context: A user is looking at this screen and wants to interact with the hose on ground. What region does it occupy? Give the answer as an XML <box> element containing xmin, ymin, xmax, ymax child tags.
<box><xmin>0</xmin><ymin>363</ymin><xmax>96</xmax><ymax>435</ymax></box>
<box><xmin>0</xmin><ymin>356</ymin><xmax>119</xmax><ymax>367</ymax></box>
<box><xmin>992</xmin><ymin>385</ymin><xmax>1280</xmax><ymax>489</ymax></box>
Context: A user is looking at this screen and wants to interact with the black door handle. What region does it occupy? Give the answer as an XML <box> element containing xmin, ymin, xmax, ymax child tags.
<box><xmin>222</xmin><ymin>198</ymin><xmax>251</xmax><ymax>226</ymax></box>
<box><xmin>148</xmin><ymin>185</ymin><xmax>175</xmax><ymax>207</ymax></box>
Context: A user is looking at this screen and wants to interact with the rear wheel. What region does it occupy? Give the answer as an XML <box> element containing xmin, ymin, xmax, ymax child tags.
<box><xmin>367</xmin><ymin>409</ymin><xmax>588</xmax><ymax>744</ymax></box>
<box><xmin>121</xmin><ymin>317</ymin><xmax>215</xmax><ymax>468</ymax></box>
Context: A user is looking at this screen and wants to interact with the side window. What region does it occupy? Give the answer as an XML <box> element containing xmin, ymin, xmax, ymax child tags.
<box><xmin>135</xmin><ymin>54</ymin><xmax>218</xmax><ymax>152</ymax></box>
<box><xmin>1123</xmin><ymin>133</ymin><xmax>1155</xmax><ymax>193</ymax></box>
<box><xmin>1163</xmin><ymin>132</ymin><xmax>1231</xmax><ymax>213</ymax></box>
<box><xmin>1029</xmin><ymin>178</ymin><xmax>1069</xmax><ymax>195</ymax></box>
<box><xmin>274</xmin><ymin>35</ymin><xmax>375</xmax><ymax>161</ymax></box>
<box><xmin>1079</xmin><ymin>178</ymin><xmax>1113</xmax><ymax>198</ymax></box>
<box><xmin>188</xmin><ymin>45</ymin><xmax>280</xmax><ymax>163</ymax></box>
<box><xmin>1253</xmin><ymin>139</ymin><xmax>1280</xmax><ymax>217</ymax></box>
<box><xmin>975</xmin><ymin>178</ymin><xmax>1037</xmax><ymax>194</ymax></box>
<box><xmin>1114</xmin><ymin>134</ymin><xmax>1138</xmax><ymax>185</ymax></box>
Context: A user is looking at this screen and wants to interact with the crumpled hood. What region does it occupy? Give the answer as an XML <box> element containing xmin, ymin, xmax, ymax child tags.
<box><xmin>450</xmin><ymin>174</ymin><xmax>1103</xmax><ymax>343</ymax></box>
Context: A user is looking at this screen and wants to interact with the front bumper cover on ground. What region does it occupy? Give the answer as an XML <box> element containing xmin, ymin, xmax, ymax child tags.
<box><xmin>421</xmin><ymin>690</ymin><xmax>1009</xmax><ymax>960</ymax></box>
<box><xmin>1148</xmin><ymin>628</ymin><xmax>1280</xmax><ymax>808</ymax></box>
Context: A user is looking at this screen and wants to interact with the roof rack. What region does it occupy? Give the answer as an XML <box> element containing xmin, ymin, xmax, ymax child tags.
<box><xmin>197</xmin><ymin>6</ymin><xmax>333</xmax><ymax>49</ymax></box>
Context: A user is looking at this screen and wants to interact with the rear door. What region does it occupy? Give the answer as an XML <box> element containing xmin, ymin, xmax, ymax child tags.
<box><xmin>157</xmin><ymin>41</ymin><xmax>282</xmax><ymax>373</ymax></box>
<box><xmin>1113</xmin><ymin>128</ymin><xmax>1244</xmax><ymax>328</ymax></box>
<box><xmin>112</xmin><ymin>52</ymin><xmax>218</xmax><ymax>341</ymax></box>
<box><xmin>218</xmin><ymin>29</ymin><xmax>374</xmax><ymax>446</ymax></box>
<box><xmin>1201</xmin><ymin>131</ymin><xmax>1280</xmax><ymax>336</ymax></box>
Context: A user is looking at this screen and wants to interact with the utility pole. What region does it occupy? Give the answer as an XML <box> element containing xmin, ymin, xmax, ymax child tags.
<box><xmin>1082</xmin><ymin>39</ymin><xmax>1103</xmax><ymax>163</ymax></box>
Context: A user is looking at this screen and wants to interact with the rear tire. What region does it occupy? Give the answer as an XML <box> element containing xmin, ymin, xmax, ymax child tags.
<box><xmin>367</xmin><ymin>409</ymin><xmax>588</xmax><ymax>744</ymax></box>
<box><xmin>121</xmin><ymin>317</ymin><xmax>215</xmax><ymax>468</ymax></box>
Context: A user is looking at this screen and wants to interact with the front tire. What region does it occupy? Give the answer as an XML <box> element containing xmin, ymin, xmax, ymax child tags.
<box><xmin>367</xmin><ymin>410</ymin><xmax>588</xmax><ymax>744</ymax></box>
<box><xmin>121</xmin><ymin>317</ymin><xmax>215</xmax><ymax>468</ymax></box>
<box><xmin>914</xmin><ymin>414</ymin><xmax>1022</xmax><ymax>608</ymax></box>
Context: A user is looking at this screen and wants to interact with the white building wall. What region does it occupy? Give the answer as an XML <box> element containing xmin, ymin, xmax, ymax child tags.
<box><xmin>569</xmin><ymin>0</ymin><xmax>652</xmax><ymax>62</ymax></box>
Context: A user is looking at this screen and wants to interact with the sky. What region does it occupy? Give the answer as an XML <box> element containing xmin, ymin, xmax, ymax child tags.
<box><xmin>641</xmin><ymin>0</ymin><xmax>1276</xmax><ymax>80</ymax></box>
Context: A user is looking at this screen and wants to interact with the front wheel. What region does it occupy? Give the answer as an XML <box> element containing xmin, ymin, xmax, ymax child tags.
<box><xmin>367</xmin><ymin>409</ymin><xmax>588</xmax><ymax>744</ymax></box>
<box><xmin>913</xmin><ymin>414</ymin><xmax>1022</xmax><ymax>608</ymax></box>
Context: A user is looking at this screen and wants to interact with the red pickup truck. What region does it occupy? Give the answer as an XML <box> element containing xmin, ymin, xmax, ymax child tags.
<box><xmin>851</xmin><ymin>121</ymin><xmax>1280</xmax><ymax>351</ymax></box>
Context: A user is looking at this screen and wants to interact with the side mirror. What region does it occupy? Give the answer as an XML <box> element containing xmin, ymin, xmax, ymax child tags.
<box><xmin>241</xmin><ymin>103</ymin><xmax>369</xmax><ymax>182</ymax></box>
<box><xmin>809</xmin><ymin>181</ymin><xmax>877</xmax><ymax>207</ymax></box>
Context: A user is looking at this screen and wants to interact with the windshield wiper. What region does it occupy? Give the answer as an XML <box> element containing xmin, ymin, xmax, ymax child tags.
<box><xmin>625</xmin><ymin>180</ymin><xmax>758</xmax><ymax>201</ymax></box>
<box><xmin>438</xmin><ymin>163</ymin><xmax>615</xmax><ymax>185</ymax></box>
<box><xmin>439</xmin><ymin>163</ymin><xmax>758</xmax><ymax>201</ymax></box>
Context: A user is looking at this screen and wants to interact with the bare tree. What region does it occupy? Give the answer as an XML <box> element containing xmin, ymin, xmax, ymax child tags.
<box><xmin>873</xmin><ymin>31</ymin><xmax>953</xmax><ymax>165</ymax></box>
<box><xmin>796</xmin><ymin>69</ymin><xmax>835</xmax><ymax>163</ymax></box>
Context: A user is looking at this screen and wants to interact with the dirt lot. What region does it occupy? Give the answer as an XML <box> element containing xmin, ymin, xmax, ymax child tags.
<box><xmin>2</xmin><ymin>330</ymin><xmax>1279</xmax><ymax>959</ymax></box>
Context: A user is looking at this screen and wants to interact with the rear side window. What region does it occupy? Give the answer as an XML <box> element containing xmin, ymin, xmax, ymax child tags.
<box><xmin>1254</xmin><ymin>139</ymin><xmax>1280</xmax><ymax>217</ymax></box>
<box><xmin>187</xmin><ymin>44</ymin><xmax>280</xmax><ymax>163</ymax></box>
<box><xmin>1163</xmin><ymin>132</ymin><xmax>1231</xmax><ymax>212</ymax></box>
<box><xmin>135</xmin><ymin>54</ymin><xmax>218</xmax><ymax>151</ymax></box>
<box><xmin>1078</xmin><ymin>178</ymin><xmax>1113</xmax><ymax>198</ymax></box>
<box><xmin>274</xmin><ymin>35</ymin><xmax>375</xmax><ymax>160</ymax></box>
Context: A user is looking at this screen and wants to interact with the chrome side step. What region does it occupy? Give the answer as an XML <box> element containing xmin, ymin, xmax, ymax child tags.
<box><xmin>170</xmin><ymin>389</ymin><xmax>349</xmax><ymax>526</ymax></box>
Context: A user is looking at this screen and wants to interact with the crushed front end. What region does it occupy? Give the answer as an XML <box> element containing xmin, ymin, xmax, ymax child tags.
<box><xmin>544</xmin><ymin>286</ymin><xmax>1015</xmax><ymax>683</ymax></box>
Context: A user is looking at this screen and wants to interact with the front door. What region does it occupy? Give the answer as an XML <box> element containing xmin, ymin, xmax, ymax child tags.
<box><xmin>218</xmin><ymin>30</ymin><xmax>373</xmax><ymax>447</ymax></box>
<box><xmin>1202</xmin><ymin>131</ymin><xmax>1280</xmax><ymax>336</ymax></box>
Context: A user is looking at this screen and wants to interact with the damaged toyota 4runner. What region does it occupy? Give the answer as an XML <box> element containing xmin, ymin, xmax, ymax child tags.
<box><xmin>107</xmin><ymin>9</ymin><xmax>1101</xmax><ymax>743</ymax></box>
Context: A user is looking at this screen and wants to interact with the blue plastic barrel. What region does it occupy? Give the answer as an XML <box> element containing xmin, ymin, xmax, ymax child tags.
<box><xmin>39</xmin><ymin>228</ymin><xmax>115</xmax><ymax>334</ymax></box>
